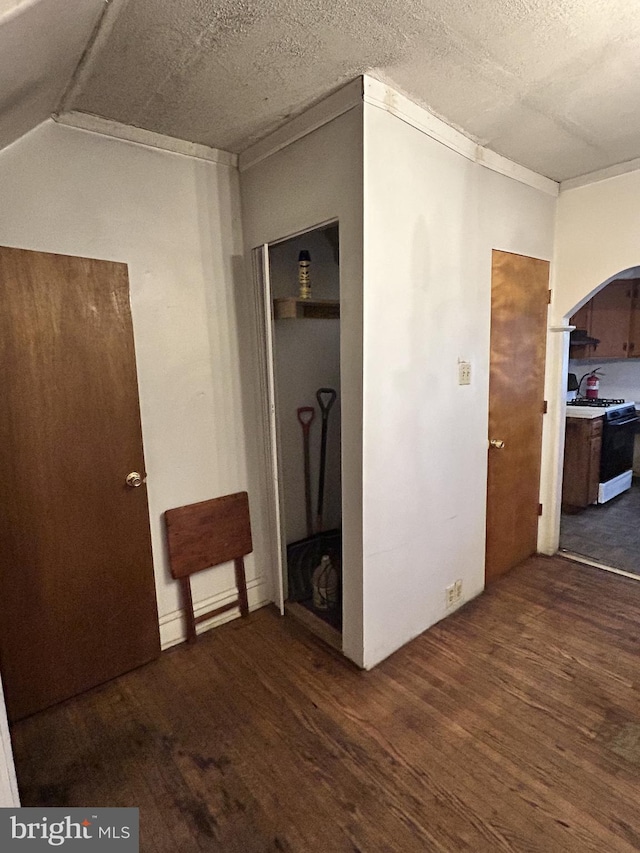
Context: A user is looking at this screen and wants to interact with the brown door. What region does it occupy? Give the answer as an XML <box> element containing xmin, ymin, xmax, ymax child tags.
<box><xmin>0</xmin><ymin>247</ymin><xmax>160</xmax><ymax>721</ymax></box>
<box><xmin>485</xmin><ymin>250</ymin><xmax>550</xmax><ymax>583</ymax></box>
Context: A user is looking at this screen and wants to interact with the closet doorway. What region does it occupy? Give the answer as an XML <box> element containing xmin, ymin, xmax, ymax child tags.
<box><xmin>255</xmin><ymin>222</ymin><xmax>343</xmax><ymax>649</ymax></box>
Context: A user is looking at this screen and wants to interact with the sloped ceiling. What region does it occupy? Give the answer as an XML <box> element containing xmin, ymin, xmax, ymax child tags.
<box><xmin>3</xmin><ymin>0</ymin><xmax>640</xmax><ymax>181</ymax></box>
<box><xmin>0</xmin><ymin>0</ymin><xmax>105</xmax><ymax>151</ymax></box>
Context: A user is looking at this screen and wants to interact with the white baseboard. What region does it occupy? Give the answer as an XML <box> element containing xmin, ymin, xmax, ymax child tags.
<box><xmin>159</xmin><ymin>577</ymin><xmax>271</xmax><ymax>649</ymax></box>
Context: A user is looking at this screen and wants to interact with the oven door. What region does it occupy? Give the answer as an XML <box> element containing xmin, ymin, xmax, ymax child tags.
<box><xmin>600</xmin><ymin>415</ymin><xmax>638</xmax><ymax>482</ymax></box>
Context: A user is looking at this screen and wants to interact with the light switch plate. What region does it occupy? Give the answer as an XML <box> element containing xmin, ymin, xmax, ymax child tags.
<box><xmin>458</xmin><ymin>361</ymin><xmax>471</xmax><ymax>385</ymax></box>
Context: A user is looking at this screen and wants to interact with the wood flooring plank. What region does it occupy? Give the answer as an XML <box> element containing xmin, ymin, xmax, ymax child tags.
<box><xmin>251</xmin><ymin>620</ymin><xmax>608</xmax><ymax>849</ymax></box>
<box><xmin>8</xmin><ymin>555</ymin><xmax>640</xmax><ymax>852</ymax></box>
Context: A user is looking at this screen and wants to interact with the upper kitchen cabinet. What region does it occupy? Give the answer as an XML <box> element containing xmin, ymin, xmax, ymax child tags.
<box><xmin>628</xmin><ymin>282</ymin><xmax>640</xmax><ymax>357</ymax></box>
<box><xmin>570</xmin><ymin>279</ymin><xmax>640</xmax><ymax>359</ymax></box>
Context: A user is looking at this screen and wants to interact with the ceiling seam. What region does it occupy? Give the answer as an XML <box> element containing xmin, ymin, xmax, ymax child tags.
<box><xmin>363</xmin><ymin>76</ymin><xmax>558</xmax><ymax>197</ymax></box>
<box><xmin>55</xmin><ymin>0</ymin><xmax>131</xmax><ymax>119</ymax></box>
<box><xmin>560</xmin><ymin>157</ymin><xmax>640</xmax><ymax>192</ymax></box>
<box><xmin>53</xmin><ymin>111</ymin><xmax>238</xmax><ymax>168</ymax></box>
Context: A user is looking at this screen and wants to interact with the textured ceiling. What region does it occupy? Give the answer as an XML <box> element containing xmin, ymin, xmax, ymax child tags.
<box><xmin>5</xmin><ymin>0</ymin><xmax>640</xmax><ymax>181</ymax></box>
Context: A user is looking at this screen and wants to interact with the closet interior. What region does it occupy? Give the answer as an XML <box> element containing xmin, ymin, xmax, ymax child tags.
<box><xmin>268</xmin><ymin>222</ymin><xmax>343</xmax><ymax>647</ymax></box>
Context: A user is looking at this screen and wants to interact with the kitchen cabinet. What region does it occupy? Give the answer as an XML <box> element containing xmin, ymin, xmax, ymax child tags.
<box><xmin>570</xmin><ymin>279</ymin><xmax>640</xmax><ymax>359</ymax></box>
<box><xmin>562</xmin><ymin>416</ymin><xmax>603</xmax><ymax>510</ymax></box>
<box><xmin>628</xmin><ymin>291</ymin><xmax>640</xmax><ymax>357</ymax></box>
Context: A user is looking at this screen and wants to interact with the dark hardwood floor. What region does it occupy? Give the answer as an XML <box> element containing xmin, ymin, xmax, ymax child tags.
<box><xmin>10</xmin><ymin>555</ymin><xmax>640</xmax><ymax>852</ymax></box>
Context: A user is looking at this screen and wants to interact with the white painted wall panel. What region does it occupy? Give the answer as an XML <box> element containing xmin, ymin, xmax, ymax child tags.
<box><xmin>553</xmin><ymin>172</ymin><xmax>640</xmax><ymax>321</ymax></box>
<box><xmin>568</xmin><ymin>358</ymin><xmax>640</xmax><ymax>404</ymax></box>
<box><xmin>0</xmin><ymin>120</ymin><xmax>265</xmax><ymax>649</ymax></box>
<box><xmin>240</xmin><ymin>107</ymin><xmax>364</xmax><ymax>666</ymax></box>
<box><xmin>540</xmin><ymin>168</ymin><xmax>640</xmax><ymax>555</ymax></box>
<box><xmin>362</xmin><ymin>104</ymin><xmax>555</xmax><ymax>668</ymax></box>
<box><xmin>0</xmin><ymin>0</ymin><xmax>105</xmax><ymax>151</ymax></box>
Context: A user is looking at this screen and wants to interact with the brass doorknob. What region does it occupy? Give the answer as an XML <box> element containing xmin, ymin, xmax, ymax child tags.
<box><xmin>126</xmin><ymin>471</ymin><xmax>143</xmax><ymax>488</ymax></box>
<box><xmin>489</xmin><ymin>439</ymin><xmax>505</xmax><ymax>449</ymax></box>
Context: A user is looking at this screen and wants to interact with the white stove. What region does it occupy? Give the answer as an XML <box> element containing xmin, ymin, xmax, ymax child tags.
<box><xmin>566</xmin><ymin>398</ymin><xmax>639</xmax><ymax>503</ymax></box>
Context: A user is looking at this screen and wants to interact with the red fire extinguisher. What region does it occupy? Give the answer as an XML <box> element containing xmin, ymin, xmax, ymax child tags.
<box><xmin>585</xmin><ymin>370</ymin><xmax>601</xmax><ymax>399</ymax></box>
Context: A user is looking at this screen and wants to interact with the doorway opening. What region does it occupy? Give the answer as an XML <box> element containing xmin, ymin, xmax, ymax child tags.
<box><xmin>559</xmin><ymin>266</ymin><xmax>640</xmax><ymax>578</ymax></box>
<box><xmin>255</xmin><ymin>222</ymin><xmax>343</xmax><ymax>650</ymax></box>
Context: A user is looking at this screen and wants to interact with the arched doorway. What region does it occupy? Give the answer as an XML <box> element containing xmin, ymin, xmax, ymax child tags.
<box><xmin>559</xmin><ymin>266</ymin><xmax>640</xmax><ymax>576</ymax></box>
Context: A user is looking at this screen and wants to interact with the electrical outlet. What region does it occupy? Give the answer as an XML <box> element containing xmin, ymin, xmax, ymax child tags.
<box><xmin>445</xmin><ymin>579</ymin><xmax>463</xmax><ymax>609</ymax></box>
<box><xmin>458</xmin><ymin>361</ymin><xmax>471</xmax><ymax>385</ymax></box>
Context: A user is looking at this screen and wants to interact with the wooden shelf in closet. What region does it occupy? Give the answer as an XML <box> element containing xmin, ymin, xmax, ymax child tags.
<box><xmin>273</xmin><ymin>297</ymin><xmax>340</xmax><ymax>320</ymax></box>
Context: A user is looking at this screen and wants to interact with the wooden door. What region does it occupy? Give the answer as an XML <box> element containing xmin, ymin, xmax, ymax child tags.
<box><xmin>485</xmin><ymin>250</ymin><xmax>550</xmax><ymax>583</ymax></box>
<box><xmin>589</xmin><ymin>280</ymin><xmax>632</xmax><ymax>358</ymax></box>
<box><xmin>0</xmin><ymin>247</ymin><xmax>160</xmax><ymax>721</ymax></box>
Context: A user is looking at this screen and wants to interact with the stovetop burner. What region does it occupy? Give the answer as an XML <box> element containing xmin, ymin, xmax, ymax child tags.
<box><xmin>567</xmin><ymin>398</ymin><xmax>626</xmax><ymax>407</ymax></box>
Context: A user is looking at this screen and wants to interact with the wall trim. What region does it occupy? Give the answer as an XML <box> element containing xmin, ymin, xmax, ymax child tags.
<box><xmin>474</xmin><ymin>146</ymin><xmax>558</xmax><ymax>196</ymax></box>
<box><xmin>560</xmin><ymin>551</ymin><xmax>640</xmax><ymax>583</ymax></box>
<box><xmin>239</xmin><ymin>78</ymin><xmax>363</xmax><ymax>172</ymax></box>
<box><xmin>364</xmin><ymin>76</ymin><xmax>477</xmax><ymax>163</ymax></box>
<box><xmin>0</xmin><ymin>0</ymin><xmax>43</xmax><ymax>27</ymax></box>
<box><xmin>159</xmin><ymin>576</ymin><xmax>270</xmax><ymax>649</ymax></box>
<box><xmin>363</xmin><ymin>77</ymin><xmax>559</xmax><ymax>197</ymax></box>
<box><xmin>560</xmin><ymin>157</ymin><xmax>640</xmax><ymax>192</ymax></box>
<box><xmin>239</xmin><ymin>74</ymin><xmax>558</xmax><ymax>197</ymax></box>
<box><xmin>54</xmin><ymin>111</ymin><xmax>238</xmax><ymax>167</ymax></box>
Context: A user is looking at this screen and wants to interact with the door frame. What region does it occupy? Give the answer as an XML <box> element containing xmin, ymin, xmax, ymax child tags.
<box><xmin>538</xmin><ymin>265</ymin><xmax>640</xmax><ymax>560</ymax></box>
<box><xmin>0</xmin><ymin>675</ymin><xmax>18</xmax><ymax>806</ymax></box>
<box><xmin>250</xmin><ymin>218</ymin><xmax>341</xmax><ymax>618</ymax></box>
<box><xmin>251</xmin><ymin>244</ymin><xmax>286</xmax><ymax>613</ymax></box>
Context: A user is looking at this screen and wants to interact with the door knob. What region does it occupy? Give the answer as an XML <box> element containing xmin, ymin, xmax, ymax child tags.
<box><xmin>126</xmin><ymin>471</ymin><xmax>144</xmax><ymax>488</ymax></box>
<box><xmin>489</xmin><ymin>439</ymin><xmax>505</xmax><ymax>449</ymax></box>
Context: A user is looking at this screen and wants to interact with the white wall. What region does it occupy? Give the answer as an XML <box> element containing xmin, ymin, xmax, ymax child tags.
<box><xmin>270</xmin><ymin>231</ymin><xmax>341</xmax><ymax>544</ymax></box>
<box><xmin>362</xmin><ymin>103</ymin><xmax>556</xmax><ymax>668</ymax></box>
<box><xmin>553</xmin><ymin>171</ymin><xmax>640</xmax><ymax>321</ymax></box>
<box><xmin>568</xmin><ymin>358</ymin><xmax>640</xmax><ymax>404</ymax></box>
<box><xmin>0</xmin><ymin>119</ymin><xmax>267</xmax><ymax>649</ymax></box>
<box><xmin>240</xmin><ymin>106</ymin><xmax>364</xmax><ymax>665</ymax></box>
<box><xmin>0</xmin><ymin>675</ymin><xmax>18</xmax><ymax>806</ymax></box>
<box><xmin>539</xmin><ymin>169</ymin><xmax>640</xmax><ymax>553</ymax></box>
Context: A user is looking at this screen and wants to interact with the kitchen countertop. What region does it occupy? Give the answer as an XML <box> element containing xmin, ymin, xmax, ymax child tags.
<box><xmin>566</xmin><ymin>401</ymin><xmax>631</xmax><ymax>419</ymax></box>
<box><xmin>565</xmin><ymin>407</ymin><xmax>607</xmax><ymax>419</ymax></box>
